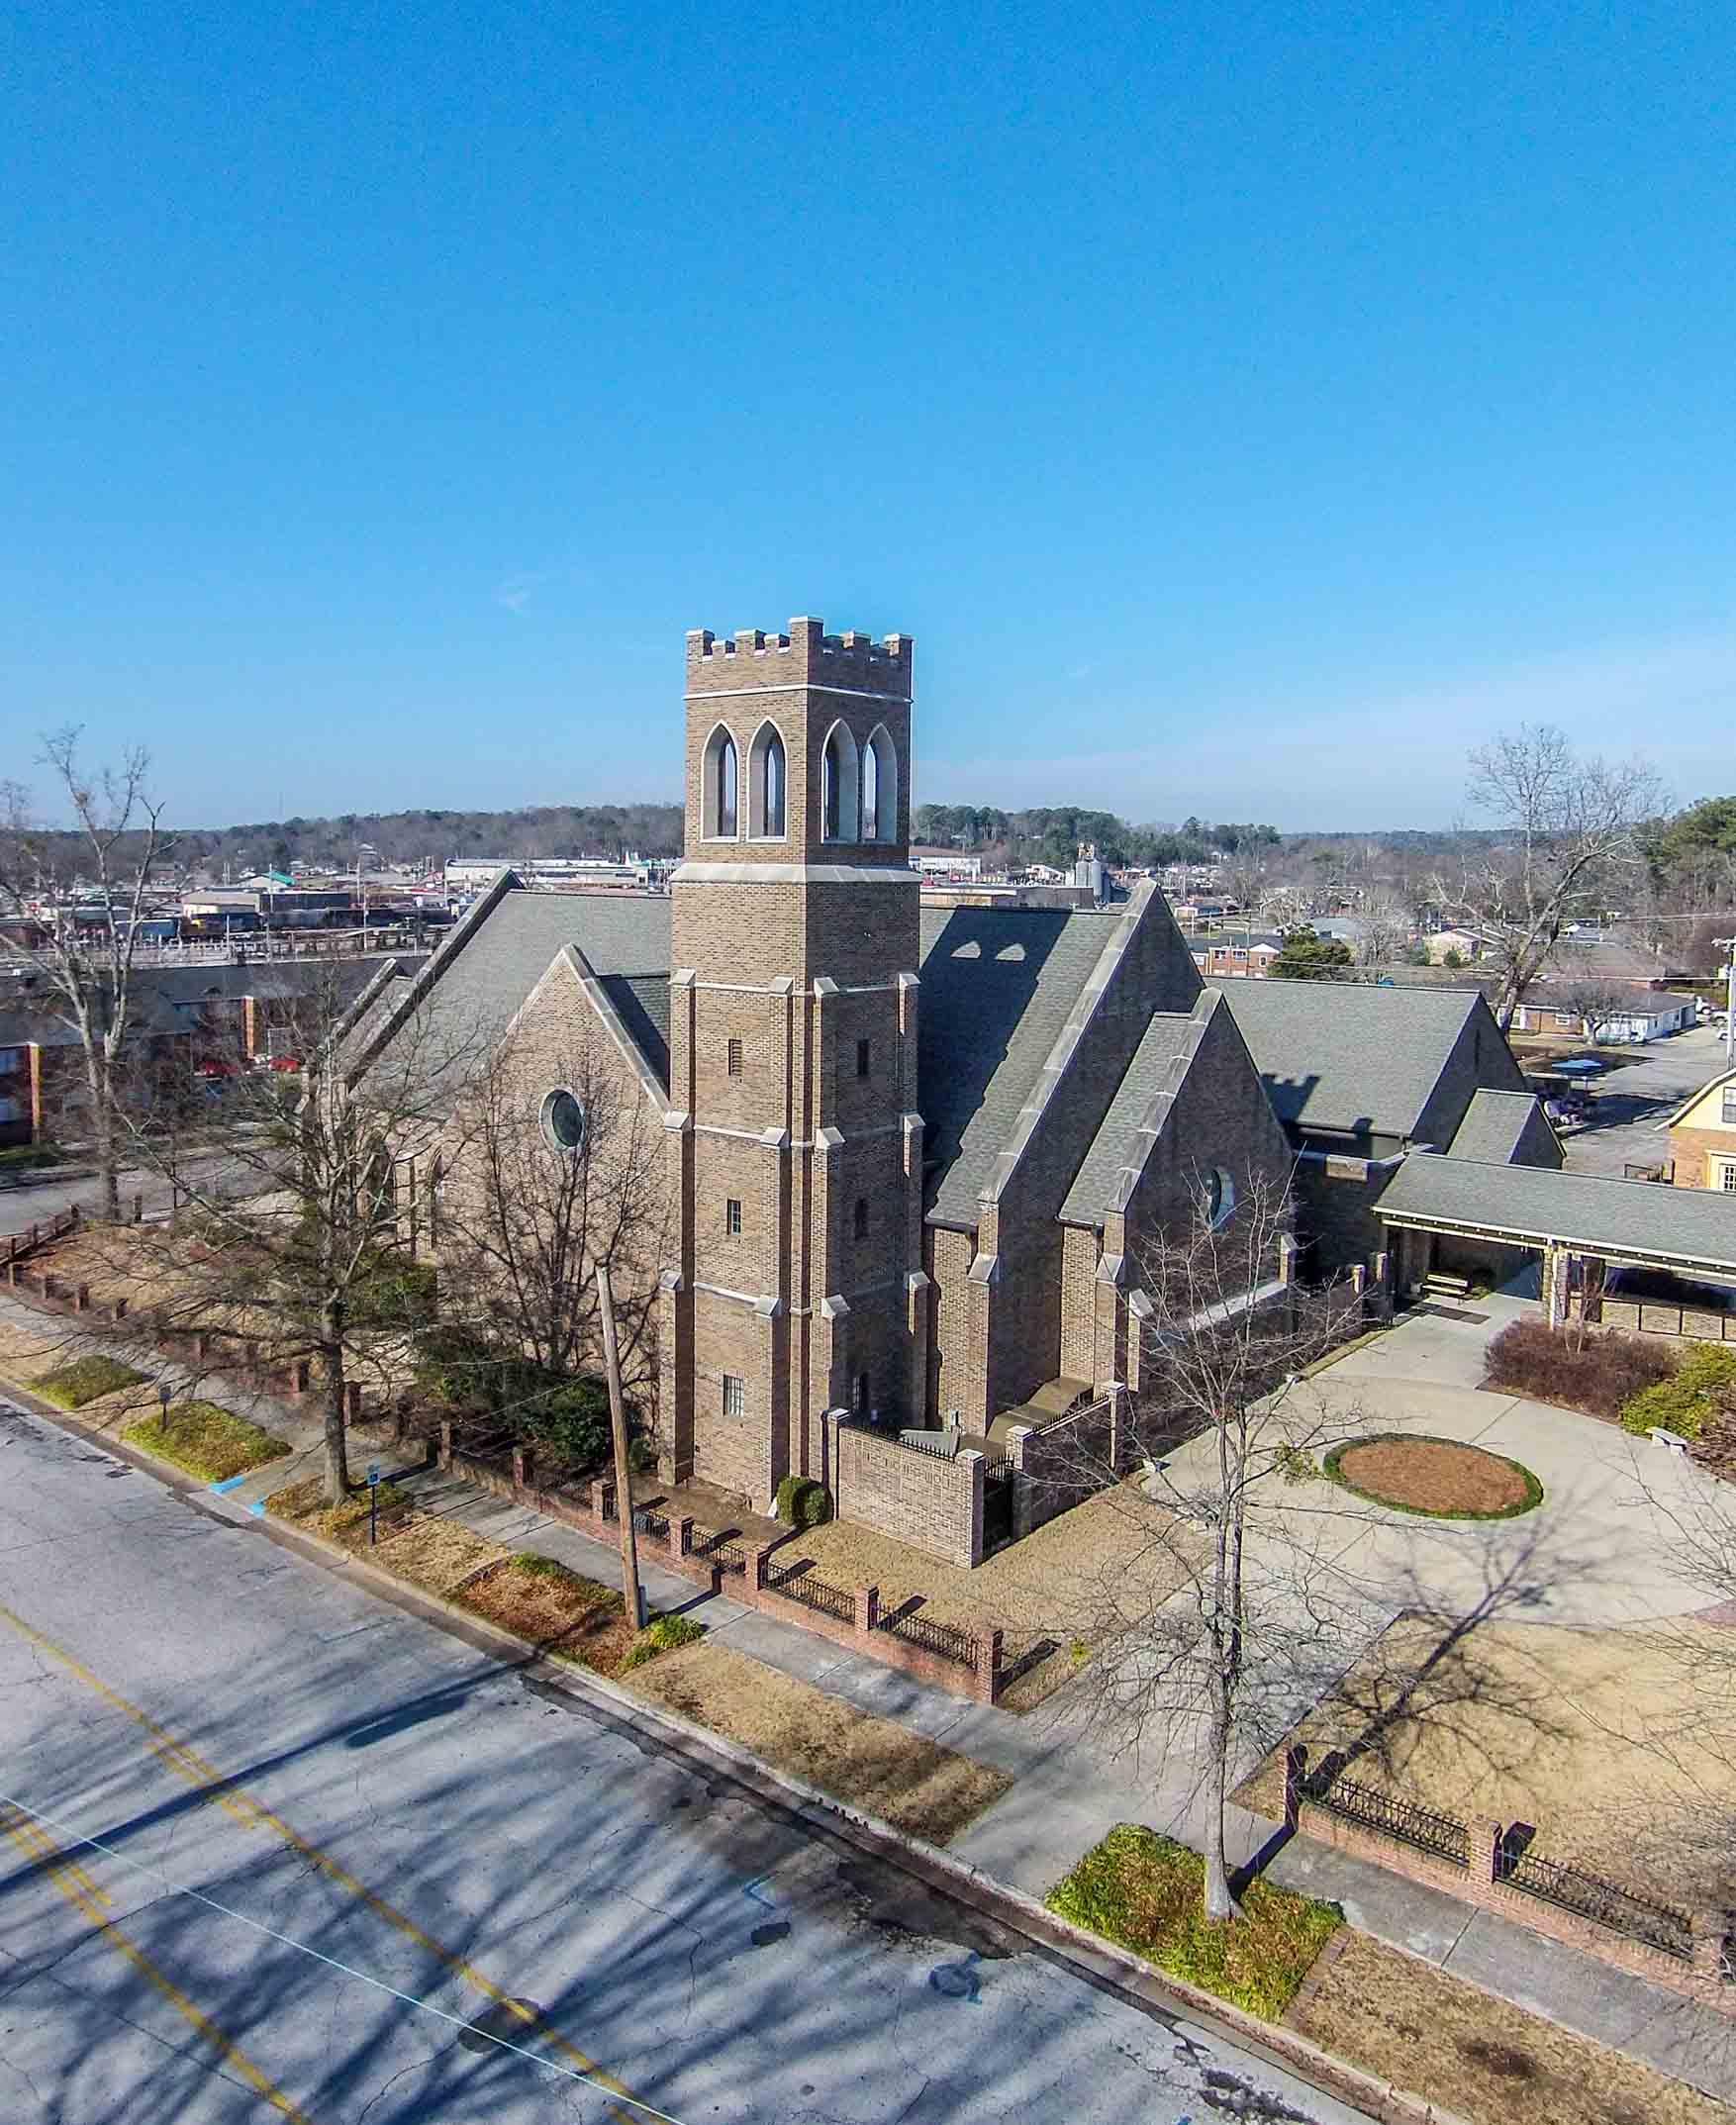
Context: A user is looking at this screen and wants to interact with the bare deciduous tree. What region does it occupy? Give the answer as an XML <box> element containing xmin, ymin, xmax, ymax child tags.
<box><xmin>120</xmin><ymin>967</ymin><xmax>478</xmax><ymax>1503</ymax></box>
<box><xmin>0</xmin><ymin>733</ymin><xmax>172</xmax><ymax>1218</ymax></box>
<box><xmin>1432</xmin><ymin>725</ymin><xmax>1665</xmax><ymax>1029</ymax></box>
<box><xmin>1063</xmin><ymin>1172</ymin><xmax>1371</xmax><ymax>1919</ymax></box>
<box><xmin>432</xmin><ymin>1030</ymin><xmax>673</xmax><ymax>1450</ymax></box>
<box><xmin>1549</xmin><ymin>973</ymin><xmax>1636</xmax><ymax>1042</ymax></box>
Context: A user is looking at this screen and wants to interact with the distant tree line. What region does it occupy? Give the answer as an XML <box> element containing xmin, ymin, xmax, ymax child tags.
<box><xmin>913</xmin><ymin>804</ymin><xmax>1282</xmax><ymax>871</ymax></box>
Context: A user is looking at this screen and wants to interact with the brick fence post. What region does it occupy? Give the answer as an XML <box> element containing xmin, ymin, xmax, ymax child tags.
<box><xmin>853</xmin><ymin>1585</ymin><xmax>880</xmax><ymax>1637</ymax></box>
<box><xmin>1005</xmin><ymin>1425</ymin><xmax>1034</xmax><ymax>1539</ymax></box>
<box><xmin>73</xmin><ymin>1283</ymin><xmax>90</xmax><ymax>1312</ymax></box>
<box><xmin>743</xmin><ymin>1541</ymin><xmax>770</xmax><ymax>1594</ymax></box>
<box><xmin>345</xmin><ymin>1382</ymin><xmax>362</xmax><ymax>1422</ymax></box>
<box><xmin>972</xmin><ymin>1627</ymin><xmax>1003</xmax><ymax>1704</ymax></box>
<box><xmin>132</xmin><ymin>1192</ymin><xmax>144</xmax><ymax>1224</ymax></box>
<box><xmin>591</xmin><ymin>1480</ymin><xmax>615</xmax><ymax>1538</ymax></box>
<box><xmin>670</xmin><ymin>1515</ymin><xmax>694</xmax><ymax>1562</ymax></box>
<box><xmin>511</xmin><ymin>1444</ymin><xmax>532</xmax><ymax>1494</ymax></box>
<box><xmin>1691</xmin><ymin>1909</ymin><xmax>1726</xmax><ymax>1986</ymax></box>
<box><xmin>1468</xmin><ymin>1817</ymin><xmax>1500</xmax><ymax>1896</ymax></box>
<box><xmin>113</xmin><ymin>1295</ymin><xmax>129</xmax><ymax>1321</ymax></box>
<box><xmin>291</xmin><ymin>1357</ymin><xmax>310</xmax><ymax>1398</ymax></box>
<box><xmin>437</xmin><ymin>1419</ymin><xmax>453</xmax><ymax>1473</ymax></box>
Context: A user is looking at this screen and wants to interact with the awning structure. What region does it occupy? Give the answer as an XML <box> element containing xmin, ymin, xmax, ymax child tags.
<box><xmin>1376</xmin><ymin>1154</ymin><xmax>1736</xmax><ymax>1282</ymax></box>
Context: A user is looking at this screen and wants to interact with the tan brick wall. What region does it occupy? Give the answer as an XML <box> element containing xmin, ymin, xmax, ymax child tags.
<box><xmin>1670</xmin><ymin>1124</ymin><xmax>1736</xmax><ymax>1190</ymax></box>
<box><xmin>834</xmin><ymin>1421</ymin><xmax>982</xmax><ymax>1568</ymax></box>
<box><xmin>1059</xmin><ymin>1224</ymin><xmax>1101</xmax><ymax>1381</ymax></box>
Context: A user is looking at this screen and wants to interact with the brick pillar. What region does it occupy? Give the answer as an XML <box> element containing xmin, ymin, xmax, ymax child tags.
<box><xmin>958</xmin><ymin>1448</ymin><xmax>985</xmax><ymax>1569</ymax></box>
<box><xmin>743</xmin><ymin>1540</ymin><xmax>771</xmax><ymax>1593</ymax></box>
<box><xmin>345</xmin><ymin>1382</ymin><xmax>362</xmax><ymax>1422</ymax></box>
<box><xmin>1005</xmin><ymin>1424</ymin><xmax>1034</xmax><ymax>1538</ymax></box>
<box><xmin>291</xmin><ymin>1358</ymin><xmax>310</xmax><ymax>1397</ymax></box>
<box><xmin>592</xmin><ymin>1479</ymin><xmax>616</xmax><ymax>1537</ymax></box>
<box><xmin>1468</xmin><ymin>1817</ymin><xmax>1500</xmax><ymax>1888</ymax></box>
<box><xmin>73</xmin><ymin>1284</ymin><xmax>90</xmax><ymax>1311</ymax></box>
<box><xmin>1690</xmin><ymin>1910</ymin><xmax>1726</xmax><ymax>1986</ymax></box>
<box><xmin>114</xmin><ymin>1295</ymin><xmax>129</xmax><ymax>1321</ymax></box>
<box><xmin>1277</xmin><ymin>1232</ymin><xmax>1300</xmax><ymax>1287</ymax></box>
<box><xmin>511</xmin><ymin>1445</ymin><xmax>532</xmax><ymax>1493</ymax></box>
<box><xmin>437</xmin><ymin>1419</ymin><xmax>453</xmax><ymax>1472</ymax></box>
<box><xmin>853</xmin><ymin>1585</ymin><xmax>879</xmax><ymax>1636</ymax></box>
<box><xmin>670</xmin><ymin>1515</ymin><xmax>694</xmax><ymax>1562</ymax></box>
<box><xmin>972</xmin><ymin>1626</ymin><xmax>1003</xmax><ymax>1704</ymax></box>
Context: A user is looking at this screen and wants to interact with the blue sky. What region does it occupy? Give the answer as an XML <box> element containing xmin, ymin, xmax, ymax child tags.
<box><xmin>3</xmin><ymin>1</ymin><xmax>1732</xmax><ymax>832</ymax></box>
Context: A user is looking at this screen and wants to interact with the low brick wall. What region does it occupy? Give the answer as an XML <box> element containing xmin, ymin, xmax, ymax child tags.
<box><xmin>1597</xmin><ymin>1297</ymin><xmax>1736</xmax><ymax>1341</ymax></box>
<box><xmin>1004</xmin><ymin>1391</ymin><xmax>1129</xmax><ymax>1539</ymax></box>
<box><xmin>1287</xmin><ymin>1751</ymin><xmax>1735</xmax><ymax>2013</ymax></box>
<box><xmin>832</xmin><ymin>1419</ymin><xmax>983</xmax><ymax>1568</ymax></box>
<box><xmin>440</xmin><ymin>1426</ymin><xmax>1006</xmax><ymax>1702</ymax></box>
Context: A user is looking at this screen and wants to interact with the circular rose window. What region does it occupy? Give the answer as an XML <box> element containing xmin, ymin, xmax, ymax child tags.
<box><xmin>540</xmin><ymin>1088</ymin><xmax>586</xmax><ymax>1153</ymax></box>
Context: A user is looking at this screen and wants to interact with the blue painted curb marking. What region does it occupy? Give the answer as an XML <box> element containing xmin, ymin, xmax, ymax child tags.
<box><xmin>209</xmin><ymin>1475</ymin><xmax>246</xmax><ymax>1494</ymax></box>
<box><xmin>247</xmin><ymin>1498</ymin><xmax>266</xmax><ymax>1516</ymax></box>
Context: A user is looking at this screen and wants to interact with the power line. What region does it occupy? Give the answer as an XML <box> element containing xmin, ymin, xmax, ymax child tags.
<box><xmin>0</xmin><ymin>1787</ymin><xmax>691</xmax><ymax>2125</ymax></box>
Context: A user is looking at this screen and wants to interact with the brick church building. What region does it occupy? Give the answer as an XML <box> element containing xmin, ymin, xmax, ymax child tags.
<box><xmin>363</xmin><ymin>617</ymin><xmax>1300</xmax><ymax>1514</ymax></box>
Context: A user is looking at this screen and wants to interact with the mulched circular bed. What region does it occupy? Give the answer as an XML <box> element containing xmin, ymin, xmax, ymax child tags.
<box><xmin>1323</xmin><ymin>1435</ymin><xmax>1544</xmax><ymax>1520</ymax></box>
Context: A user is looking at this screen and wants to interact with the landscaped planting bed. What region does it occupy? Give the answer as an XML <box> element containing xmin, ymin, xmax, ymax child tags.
<box><xmin>121</xmin><ymin>1400</ymin><xmax>289</xmax><ymax>1481</ymax></box>
<box><xmin>1324</xmin><ymin>1435</ymin><xmax>1542</xmax><ymax>1519</ymax></box>
<box><xmin>1045</xmin><ymin>1823</ymin><xmax>1342</xmax><ymax>2019</ymax></box>
<box><xmin>31</xmin><ymin>1355</ymin><xmax>147</xmax><ymax>1408</ymax></box>
<box><xmin>458</xmin><ymin>1555</ymin><xmax>652</xmax><ymax>1676</ymax></box>
<box><xmin>1482</xmin><ymin>1319</ymin><xmax>1675</xmax><ymax>1422</ymax></box>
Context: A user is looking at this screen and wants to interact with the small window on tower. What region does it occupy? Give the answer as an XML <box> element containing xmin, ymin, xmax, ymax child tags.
<box><xmin>722</xmin><ymin>1374</ymin><xmax>745</xmax><ymax>1419</ymax></box>
<box><xmin>853</xmin><ymin>1197</ymin><xmax>869</xmax><ymax>1239</ymax></box>
<box><xmin>854</xmin><ymin>1370</ymin><xmax>871</xmax><ymax>1419</ymax></box>
<box><xmin>725</xmin><ymin>1198</ymin><xmax>742</xmax><ymax>1236</ymax></box>
<box><xmin>855</xmin><ymin>1037</ymin><xmax>871</xmax><ymax>1079</ymax></box>
<box><xmin>726</xmin><ymin>1038</ymin><xmax>744</xmax><ymax>1077</ymax></box>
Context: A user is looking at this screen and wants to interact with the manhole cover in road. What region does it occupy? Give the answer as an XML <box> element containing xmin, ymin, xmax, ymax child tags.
<box><xmin>457</xmin><ymin>1998</ymin><xmax>544</xmax><ymax>2056</ymax></box>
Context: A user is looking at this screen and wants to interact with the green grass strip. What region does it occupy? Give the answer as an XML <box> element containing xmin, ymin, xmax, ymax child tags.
<box><xmin>122</xmin><ymin>1401</ymin><xmax>290</xmax><ymax>1482</ymax></box>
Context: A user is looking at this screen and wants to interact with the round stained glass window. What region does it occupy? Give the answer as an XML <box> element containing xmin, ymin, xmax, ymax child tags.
<box><xmin>540</xmin><ymin>1088</ymin><xmax>586</xmax><ymax>1153</ymax></box>
<box><xmin>1201</xmin><ymin>1166</ymin><xmax>1235</xmax><ymax>1228</ymax></box>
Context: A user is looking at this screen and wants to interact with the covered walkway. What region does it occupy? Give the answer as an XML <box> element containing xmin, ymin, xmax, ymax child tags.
<box><xmin>1376</xmin><ymin>1153</ymin><xmax>1736</xmax><ymax>1330</ymax></box>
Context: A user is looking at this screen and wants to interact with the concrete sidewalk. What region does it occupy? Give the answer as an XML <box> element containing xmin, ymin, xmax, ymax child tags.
<box><xmin>6</xmin><ymin>1279</ymin><xmax>1734</xmax><ymax>2104</ymax></box>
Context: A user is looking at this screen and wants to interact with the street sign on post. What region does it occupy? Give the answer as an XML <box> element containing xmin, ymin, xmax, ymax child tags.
<box><xmin>157</xmin><ymin>1379</ymin><xmax>172</xmax><ymax>1415</ymax></box>
<box><xmin>367</xmin><ymin>1461</ymin><xmax>380</xmax><ymax>1544</ymax></box>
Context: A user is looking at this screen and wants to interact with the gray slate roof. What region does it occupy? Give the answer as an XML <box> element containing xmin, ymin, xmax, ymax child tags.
<box><xmin>1377</xmin><ymin>1154</ymin><xmax>1736</xmax><ymax>1273</ymax></box>
<box><xmin>1447</xmin><ymin>1089</ymin><xmax>1546</xmax><ymax>1165</ymax></box>
<box><xmin>1059</xmin><ymin>1009</ymin><xmax>1202</xmax><ymax>1225</ymax></box>
<box><xmin>916</xmin><ymin>905</ymin><xmax>1126</xmax><ymax>1224</ymax></box>
<box><xmin>1219</xmin><ymin>979</ymin><xmax>1491</xmax><ymax>1139</ymax></box>
<box><xmin>417</xmin><ymin>891</ymin><xmax>672</xmax><ymax>1087</ymax></box>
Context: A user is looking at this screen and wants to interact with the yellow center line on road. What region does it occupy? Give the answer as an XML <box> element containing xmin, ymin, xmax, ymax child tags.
<box><xmin>1</xmin><ymin>1802</ymin><xmax>315</xmax><ymax>2125</ymax></box>
<box><xmin>0</xmin><ymin>1597</ymin><xmax>656</xmax><ymax>2125</ymax></box>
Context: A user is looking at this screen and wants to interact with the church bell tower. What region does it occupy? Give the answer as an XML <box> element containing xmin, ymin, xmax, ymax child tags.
<box><xmin>661</xmin><ymin>618</ymin><xmax>927</xmax><ymax>1507</ymax></box>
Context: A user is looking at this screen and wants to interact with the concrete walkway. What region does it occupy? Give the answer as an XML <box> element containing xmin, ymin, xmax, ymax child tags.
<box><xmin>5</xmin><ymin>1280</ymin><xmax>1735</xmax><ymax>2103</ymax></box>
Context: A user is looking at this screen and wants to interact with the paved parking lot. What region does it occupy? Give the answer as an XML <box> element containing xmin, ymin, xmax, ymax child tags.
<box><xmin>1555</xmin><ymin>1022</ymin><xmax>1730</xmax><ymax>1178</ymax></box>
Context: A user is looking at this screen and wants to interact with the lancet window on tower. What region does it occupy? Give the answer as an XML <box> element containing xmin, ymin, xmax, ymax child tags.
<box><xmin>862</xmin><ymin>724</ymin><xmax>897</xmax><ymax>842</ymax></box>
<box><xmin>748</xmin><ymin>723</ymin><xmax>786</xmax><ymax>838</ymax></box>
<box><xmin>821</xmin><ymin>723</ymin><xmax>860</xmax><ymax>843</ymax></box>
<box><xmin>704</xmin><ymin>724</ymin><xmax>738</xmax><ymax>839</ymax></box>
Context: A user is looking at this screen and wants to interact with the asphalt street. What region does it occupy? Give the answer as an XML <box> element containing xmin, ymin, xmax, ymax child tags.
<box><xmin>0</xmin><ymin>1395</ymin><xmax>1374</xmax><ymax>2125</ymax></box>
<box><xmin>0</xmin><ymin>1143</ymin><xmax>258</xmax><ymax>1239</ymax></box>
<box><xmin>1557</xmin><ymin>1021</ymin><xmax>1732</xmax><ymax>1179</ymax></box>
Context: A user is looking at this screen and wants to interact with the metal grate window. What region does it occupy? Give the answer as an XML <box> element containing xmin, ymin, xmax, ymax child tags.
<box><xmin>725</xmin><ymin>1197</ymin><xmax>742</xmax><ymax>1234</ymax></box>
<box><xmin>722</xmin><ymin>1374</ymin><xmax>745</xmax><ymax>1419</ymax></box>
<box><xmin>856</xmin><ymin>1037</ymin><xmax>871</xmax><ymax>1078</ymax></box>
<box><xmin>852</xmin><ymin>1197</ymin><xmax>869</xmax><ymax>1239</ymax></box>
<box><xmin>726</xmin><ymin>1037</ymin><xmax>744</xmax><ymax>1077</ymax></box>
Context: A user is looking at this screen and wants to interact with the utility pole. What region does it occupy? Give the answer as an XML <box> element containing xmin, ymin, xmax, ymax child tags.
<box><xmin>595</xmin><ymin>1263</ymin><xmax>647</xmax><ymax>1629</ymax></box>
<box><xmin>1717</xmin><ymin>939</ymin><xmax>1736</xmax><ymax>1068</ymax></box>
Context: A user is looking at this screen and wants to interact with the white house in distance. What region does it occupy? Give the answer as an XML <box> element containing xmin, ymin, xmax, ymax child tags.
<box><xmin>1511</xmin><ymin>988</ymin><xmax>1698</xmax><ymax>1044</ymax></box>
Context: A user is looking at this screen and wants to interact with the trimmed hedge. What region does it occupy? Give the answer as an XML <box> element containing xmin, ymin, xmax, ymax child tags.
<box><xmin>774</xmin><ymin>1474</ymin><xmax>832</xmax><ymax>1529</ymax></box>
<box><xmin>1620</xmin><ymin>1345</ymin><xmax>1736</xmax><ymax>1441</ymax></box>
<box><xmin>1483</xmin><ymin>1319</ymin><xmax>1676</xmax><ymax>1422</ymax></box>
<box><xmin>30</xmin><ymin>1355</ymin><xmax>146</xmax><ymax>1408</ymax></box>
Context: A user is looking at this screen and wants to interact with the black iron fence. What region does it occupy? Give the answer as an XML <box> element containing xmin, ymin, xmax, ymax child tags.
<box><xmin>1318</xmin><ymin>1775</ymin><xmax>1469</xmax><ymax>1868</ymax></box>
<box><xmin>1495</xmin><ymin>1847</ymin><xmax>1693</xmax><ymax>1962</ymax></box>
<box><xmin>770</xmin><ymin>1568</ymin><xmax>854</xmax><ymax>1623</ymax></box>
<box><xmin>631</xmin><ymin>1507</ymin><xmax>669</xmax><ymax>1542</ymax></box>
<box><xmin>881</xmin><ymin>1606</ymin><xmax>974</xmax><ymax>1668</ymax></box>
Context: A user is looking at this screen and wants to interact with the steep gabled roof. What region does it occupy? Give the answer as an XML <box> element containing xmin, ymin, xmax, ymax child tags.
<box><xmin>1059</xmin><ymin>1006</ymin><xmax>1206</xmax><ymax>1225</ymax></box>
<box><xmin>916</xmin><ymin>905</ymin><xmax>1129</xmax><ymax>1223</ymax></box>
<box><xmin>1219</xmin><ymin>979</ymin><xmax>1500</xmax><ymax>1140</ymax></box>
<box><xmin>1668</xmin><ymin>1066</ymin><xmax>1736</xmax><ymax>1130</ymax></box>
<box><xmin>360</xmin><ymin>882</ymin><xmax>672</xmax><ymax>1101</ymax></box>
<box><xmin>1448</xmin><ymin>1088</ymin><xmax>1562</xmax><ymax>1168</ymax></box>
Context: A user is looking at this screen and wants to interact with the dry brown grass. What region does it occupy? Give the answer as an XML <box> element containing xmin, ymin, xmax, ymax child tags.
<box><xmin>459</xmin><ymin>1558</ymin><xmax>642</xmax><ymax>1676</ymax></box>
<box><xmin>1237</xmin><ymin>1615</ymin><xmax>1736</xmax><ymax>1903</ymax></box>
<box><xmin>627</xmin><ymin>1641</ymin><xmax>1013</xmax><ymax>1842</ymax></box>
<box><xmin>792</xmin><ymin>1483</ymin><xmax>1202</xmax><ymax>1708</ymax></box>
<box><xmin>373</xmin><ymin>1515</ymin><xmax>504</xmax><ymax>1595</ymax></box>
<box><xmin>1294</xmin><ymin>1930</ymin><xmax>1734</xmax><ymax>2125</ymax></box>
<box><xmin>0</xmin><ymin>1318</ymin><xmax>164</xmax><ymax>1434</ymax></box>
<box><xmin>33</xmin><ymin>1225</ymin><xmax>193</xmax><ymax>1312</ymax></box>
